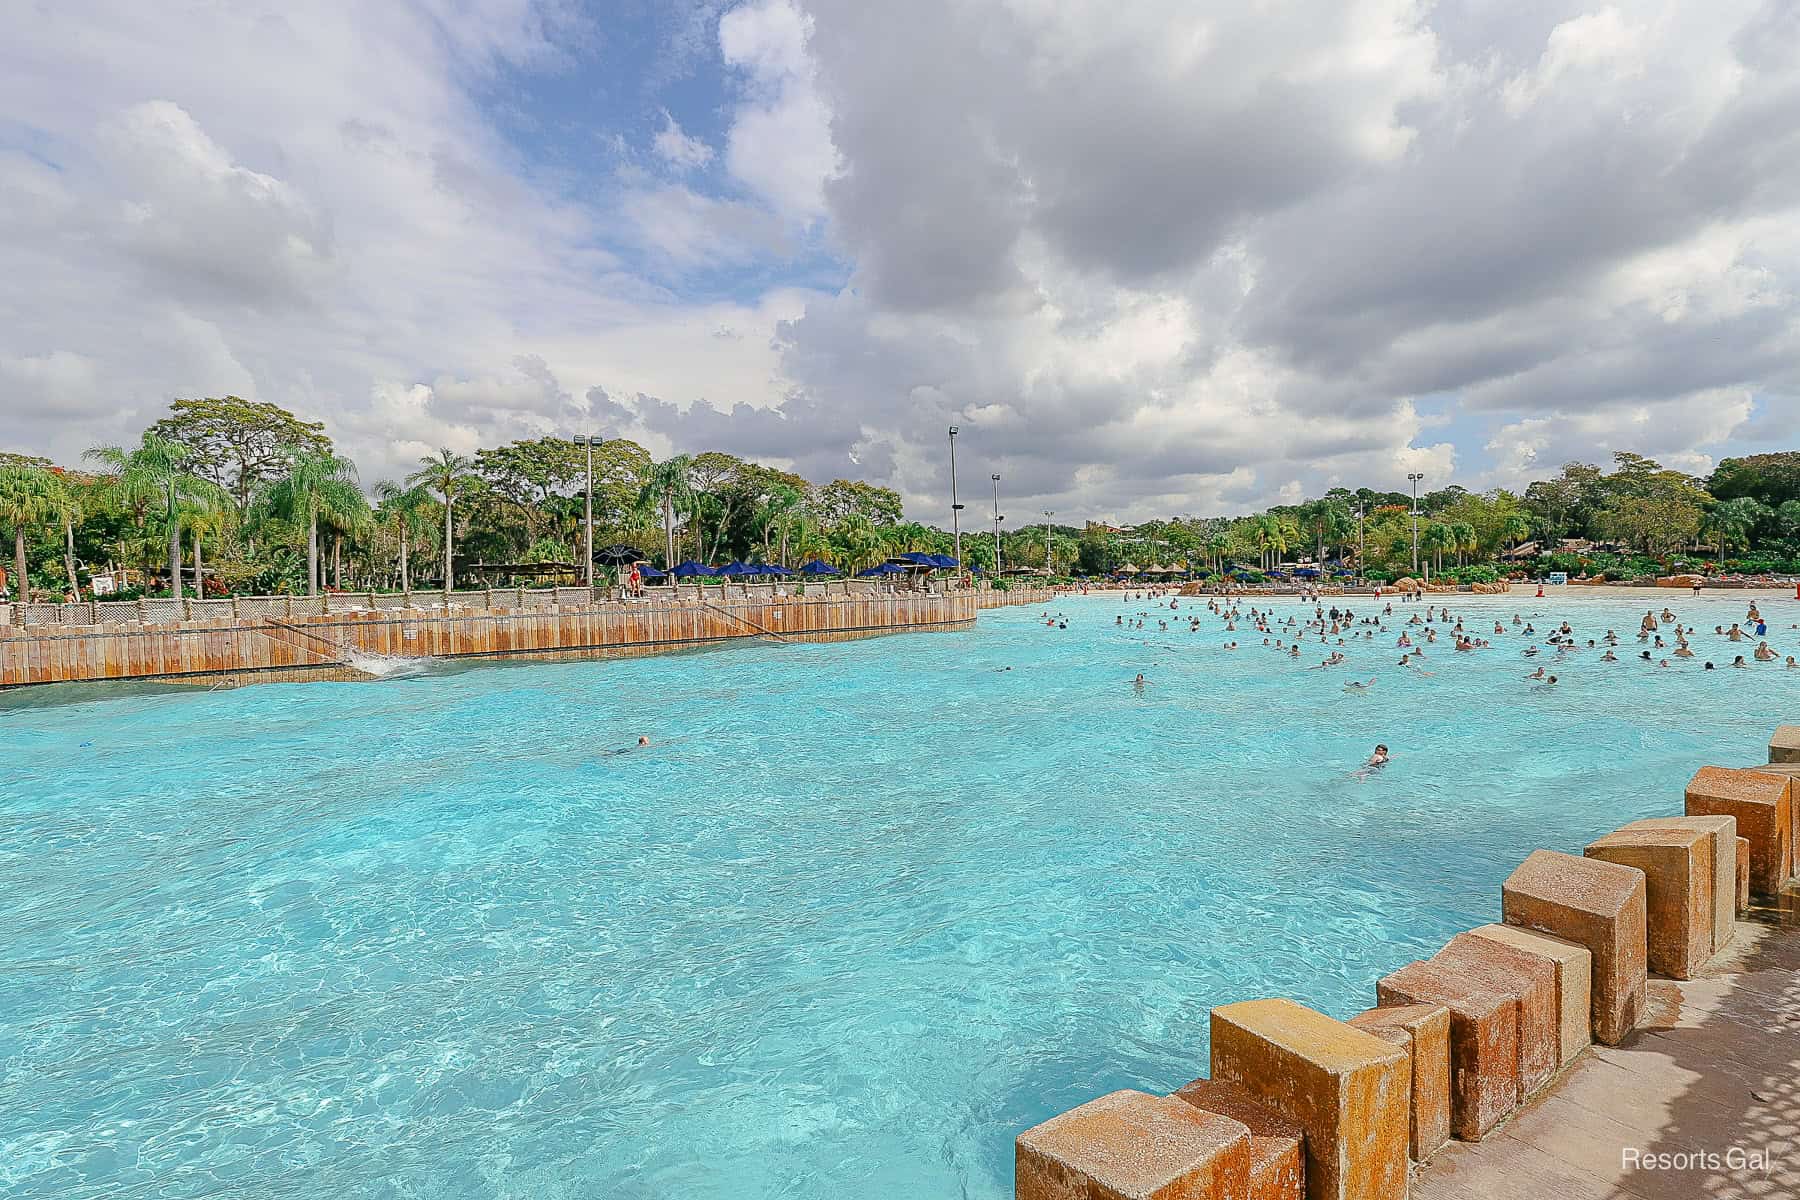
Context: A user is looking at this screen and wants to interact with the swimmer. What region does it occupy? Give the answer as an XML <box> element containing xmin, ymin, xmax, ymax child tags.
<box><xmin>1344</xmin><ymin>678</ymin><xmax>1377</xmax><ymax>694</ymax></box>
<box><xmin>1366</xmin><ymin>744</ymin><xmax>1390</xmax><ymax>768</ymax></box>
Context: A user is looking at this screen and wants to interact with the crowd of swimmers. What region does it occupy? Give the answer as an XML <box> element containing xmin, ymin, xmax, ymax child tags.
<box><xmin>1096</xmin><ymin>592</ymin><xmax>1797</xmax><ymax>677</ymax></box>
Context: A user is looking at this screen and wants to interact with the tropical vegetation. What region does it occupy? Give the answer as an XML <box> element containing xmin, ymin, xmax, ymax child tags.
<box><xmin>3</xmin><ymin>395</ymin><xmax>1800</xmax><ymax>602</ymax></box>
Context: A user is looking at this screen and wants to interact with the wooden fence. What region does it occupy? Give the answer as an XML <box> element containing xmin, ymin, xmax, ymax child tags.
<box><xmin>0</xmin><ymin>590</ymin><xmax>1004</xmax><ymax>689</ymax></box>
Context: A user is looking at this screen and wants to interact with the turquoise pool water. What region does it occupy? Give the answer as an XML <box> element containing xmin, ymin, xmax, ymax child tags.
<box><xmin>3</xmin><ymin>593</ymin><xmax>1798</xmax><ymax>1198</ymax></box>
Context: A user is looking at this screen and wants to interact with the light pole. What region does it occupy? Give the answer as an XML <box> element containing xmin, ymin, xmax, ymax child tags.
<box><xmin>991</xmin><ymin>473</ymin><xmax>1003</xmax><ymax>575</ymax></box>
<box><xmin>1407</xmin><ymin>472</ymin><xmax>1424</xmax><ymax>578</ymax></box>
<box><xmin>1043</xmin><ymin>510</ymin><xmax>1054</xmax><ymax>574</ymax></box>
<box><xmin>948</xmin><ymin>426</ymin><xmax>963</xmax><ymax>568</ymax></box>
<box><xmin>573</xmin><ymin>434</ymin><xmax>599</xmax><ymax>589</ymax></box>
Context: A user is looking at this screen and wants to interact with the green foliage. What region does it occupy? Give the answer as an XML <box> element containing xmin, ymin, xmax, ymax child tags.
<box><xmin>149</xmin><ymin>396</ymin><xmax>332</xmax><ymax>510</ymax></box>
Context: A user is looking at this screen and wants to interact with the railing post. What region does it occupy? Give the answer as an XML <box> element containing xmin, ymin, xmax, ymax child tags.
<box><xmin>136</xmin><ymin>598</ymin><xmax>149</xmax><ymax>623</ymax></box>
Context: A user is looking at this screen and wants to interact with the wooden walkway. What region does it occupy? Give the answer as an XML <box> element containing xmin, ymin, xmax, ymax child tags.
<box><xmin>1414</xmin><ymin>906</ymin><xmax>1800</xmax><ymax>1199</ymax></box>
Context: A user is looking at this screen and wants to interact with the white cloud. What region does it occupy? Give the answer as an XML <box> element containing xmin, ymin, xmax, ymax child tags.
<box><xmin>3</xmin><ymin>0</ymin><xmax>1799</xmax><ymax>522</ymax></box>
<box><xmin>652</xmin><ymin>110</ymin><xmax>715</xmax><ymax>171</ymax></box>
<box><xmin>719</xmin><ymin>0</ymin><xmax>839</xmax><ymax>221</ymax></box>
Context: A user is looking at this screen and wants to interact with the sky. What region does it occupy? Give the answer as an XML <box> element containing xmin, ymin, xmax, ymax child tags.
<box><xmin>3</xmin><ymin>0</ymin><xmax>1799</xmax><ymax>523</ymax></box>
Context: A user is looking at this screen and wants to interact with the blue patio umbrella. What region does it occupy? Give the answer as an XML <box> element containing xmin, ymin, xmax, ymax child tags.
<box><xmin>1293</xmin><ymin>566</ymin><xmax>1320</xmax><ymax>578</ymax></box>
<box><xmin>799</xmin><ymin>560</ymin><xmax>839</xmax><ymax>575</ymax></box>
<box><xmin>931</xmin><ymin>554</ymin><xmax>959</xmax><ymax>568</ymax></box>
<box><xmin>758</xmin><ymin>563</ymin><xmax>794</xmax><ymax>576</ymax></box>
<box><xmin>637</xmin><ymin>564</ymin><xmax>667</xmax><ymax>579</ymax></box>
<box><xmin>670</xmin><ymin>560</ymin><xmax>717</xmax><ymax>577</ymax></box>
<box><xmin>857</xmin><ymin>562</ymin><xmax>906</xmax><ymax>577</ymax></box>
<box><xmin>898</xmin><ymin>552</ymin><xmax>937</xmax><ymax>566</ymax></box>
<box><xmin>717</xmin><ymin>561</ymin><xmax>758</xmax><ymax>577</ymax></box>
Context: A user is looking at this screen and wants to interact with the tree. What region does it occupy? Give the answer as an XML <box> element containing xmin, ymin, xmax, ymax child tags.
<box><xmin>180</xmin><ymin>500</ymin><xmax>235</xmax><ymax>597</ymax></box>
<box><xmin>1499</xmin><ymin>511</ymin><xmax>1532</xmax><ymax>554</ymax></box>
<box><xmin>0</xmin><ymin>466</ymin><xmax>56</xmax><ymax>607</ymax></box>
<box><xmin>261</xmin><ymin>449</ymin><xmax>366</xmax><ymax>596</ymax></box>
<box><xmin>373</xmin><ymin>480</ymin><xmax>432</xmax><ymax>591</ymax></box>
<box><xmin>149</xmin><ymin>396</ymin><xmax>332</xmax><ymax>512</ymax></box>
<box><xmin>1707</xmin><ymin>453</ymin><xmax>1800</xmax><ymax>509</ymax></box>
<box><xmin>1599</xmin><ymin>495</ymin><xmax>1704</xmax><ymax>560</ymax></box>
<box><xmin>757</xmin><ymin>483</ymin><xmax>805</xmax><ymax>564</ymax></box>
<box><xmin>635</xmin><ymin>455</ymin><xmax>699</xmax><ymax>568</ymax></box>
<box><xmin>85</xmin><ymin>432</ymin><xmax>227</xmax><ymax>599</ymax></box>
<box><xmin>45</xmin><ymin>471</ymin><xmax>87</xmax><ymax>600</ymax></box>
<box><xmin>1449</xmin><ymin>521</ymin><xmax>1478</xmax><ymax>566</ymax></box>
<box><xmin>815</xmin><ymin>479</ymin><xmax>904</xmax><ymax>526</ymax></box>
<box><xmin>408</xmin><ymin>450</ymin><xmax>475</xmax><ymax>600</ymax></box>
<box><xmin>1776</xmin><ymin>499</ymin><xmax>1800</xmax><ymax>540</ymax></box>
<box><xmin>1523</xmin><ymin>462</ymin><xmax>1603</xmax><ymax>541</ymax></box>
<box><xmin>1420</xmin><ymin>522</ymin><xmax>1457</xmax><ymax>574</ymax></box>
<box><xmin>1703</xmin><ymin>497</ymin><xmax>1772</xmax><ymax>566</ymax></box>
<box><xmin>1300</xmin><ymin>498</ymin><xmax>1352</xmax><ymax>564</ymax></box>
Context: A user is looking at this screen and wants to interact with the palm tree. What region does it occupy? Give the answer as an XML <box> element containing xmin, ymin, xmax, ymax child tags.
<box><xmin>756</xmin><ymin>484</ymin><xmax>805</xmax><ymax>563</ymax></box>
<box><xmin>634</xmin><ymin>455</ymin><xmax>697</xmax><ymax>568</ymax></box>
<box><xmin>0</xmin><ymin>466</ymin><xmax>56</xmax><ymax>609</ymax></box>
<box><xmin>1207</xmin><ymin>532</ymin><xmax>1230</xmax><ymax>574</ymax></box>
<box><xmin>373</xmin><ymin>480</ymin><xmax>432</xmax><ymax>591</ymax></box>
<box><xmin>46</xmin><ymin>472</ymin><xmax>86</xmax><ymax>600</ymax></box>
<box><xmin>830</xmin><ymin>514</ymin><xmax>884</xmax><ymax>571</ymax></box>
<box><xmin>1449</xmin><ymin>521</ymin><xmax>1478</xmax><ymax>567</ymax></box>
<box><xmin>1703</xmin><ymin>497</ymin><xmax>1770</xmax><ymax>567</ymax></box>
<box><xmin>1421</xmin><ymin>522</ymin><xmax>1457</xmax><ymax>574</ymax></box>
<box><xmin>1499</xmin><ymin>512</ymin><xmax>1532</xmax><ymax>556</ymax></box>
<box><xmin>85</xmin><ymin>432</ymin><xmax>225</xmax><ymax>599</ymax></box>
<box><xmin>407</xmin><ymin>449</ymin><xmax>474</xmax><ymax>600</ymax></box>
<box><xmin>179</xmin><ymin>500</ymin><xmax>235</xmax><ymax>598</ymax></box>
<box><xmin>261</xmin><ymin>448</ymin><xmax>366</xmax><ymax>596</ymax></box>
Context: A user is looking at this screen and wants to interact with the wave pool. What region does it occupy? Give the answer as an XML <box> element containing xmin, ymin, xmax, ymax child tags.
<box><xmin>3</xmin><ymin>592</ymin><xmax>1798</xmax><ymax>1198</ymax></box>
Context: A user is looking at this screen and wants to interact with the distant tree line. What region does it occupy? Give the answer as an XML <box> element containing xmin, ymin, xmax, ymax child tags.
<box><xmin>3</xmin><ymin>396</ymin><xmax>1798</xmax><ymax>601</ymax></box>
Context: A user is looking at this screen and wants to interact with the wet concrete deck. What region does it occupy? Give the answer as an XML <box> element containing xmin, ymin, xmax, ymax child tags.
<box><xmin>1413</xmin><ymin>908</ymin><xmax>1799</xmax><ymax>1199</ymax></box>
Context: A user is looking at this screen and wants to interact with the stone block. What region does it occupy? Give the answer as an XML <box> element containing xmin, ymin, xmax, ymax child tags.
<box><xmin>1685</xmin><ymin>766</ymin><xmax>1791</xmax><ymax>895</ymax></box>
<box><xmin>1462</xmin><ymin>924</ymin><xmax>1591</xmax><ymax>1068</ymax></box>
<box><xmin>1209</xmin><ymin>999</ymin><xmax>1409</xmax><ymax>1200</ymax></box>
<box><xmin>1625</xmin><ymin>815</ymin><xmax>1735</xmax><ymax>959</ymax></box>
<box><xmin>1173</xmin><ymin>1078</ymin><xmax>1303</xmax><ymax>1200</ymax></box>
<box><xmin>1586</xmin><ymin>825</ymin><xmax>1710</xmax><ymax>980</ymax></box>
<box><xmin>1016</xmin><ymin>1089</ymin><xmax>1251</xmax><ymax>1200</ymax></box>
<box><xmin>1770</xmin><ymin>725</ymin><xmax>1800</xmax><ymax>764</ymax></box>
<box><xmin>1747</xmin><ymin>763</ymin><xmax>1800</xmax><ymax>883</ymax></box>
<box><xmin>1501</xmin><ymin>849</ymin><xmax>1647</xmax><ymax>1045</ymax></box>
<box><xmin>1376</xmin><ymin>959</ymin><xmax>1517</xmax><ymax>1141</ymax></box>
<box><xmin>1346</xmin><ymin>1003</ymin><xmax>1451</xmax><ymax>1161</ymax></box>
<box><xmin>1737</xmin><ymin>836</ymin><xmax>1750</xmax><ymax>914</ymax></box>
<box><xmin>1434</xmin><ymin>934</ymin><xmax>1559</xmax><ymax>1096</ymax></box>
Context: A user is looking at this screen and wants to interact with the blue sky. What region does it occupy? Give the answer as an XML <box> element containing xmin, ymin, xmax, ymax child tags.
<box><xmin>3</xmin><ymin>1</ymin><xmax>1799</xmax><ymax>521</ymax></box>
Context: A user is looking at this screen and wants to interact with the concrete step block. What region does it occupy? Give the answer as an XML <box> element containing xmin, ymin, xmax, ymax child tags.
<box><xmin>1460</xmin><ymin>923</ymin><xmax>1591</xmax><ymax>1069</ymax></box>
<box><xmin>1346</xmin><ymin>1003</ymin><xmax>1451</xmax><ymax>1162</ymax></box>
<box><xmin>1209</xmin><ymin>998</ymin><xmax>1410</xmax><ymax>1200</ymax></box>
<box><xmin>1173</xmin><ymin>1077</ymin><xmax>1304</xmax><ymax>1200</ymax></box>
<box><xmin>1016</xmin><ymin>1089</ymin><xmax>1251</xmax><ymax>1200</ymax></box>
<box><xmin>1501</xmin><ymin>849</ymin><xmax>1647</xmax><ymax>1046</ymax></box>
<box><xmin>1585</xmin><ymin>824</ymin><xmax>1712</xmax><ymax>981</ymax></box>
